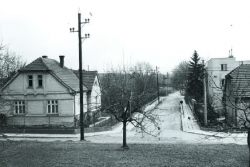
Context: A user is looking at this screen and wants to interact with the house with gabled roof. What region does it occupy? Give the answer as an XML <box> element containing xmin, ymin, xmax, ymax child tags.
<box><xmin>223</xmin><ymin>64</ymin><xmax>250</xmax><ymax>127</ymax></box>
<box><xmin>0</xmin><ymin>55</ymin><xmax>99</xmax><ymax>127</ymax></box>
<box><xmin>207</xmin><ymin>55</ymin><xmax>250</xmax><ymax>115</ymax></box>
<box><xmin>73</xmin><ymin>70</ymin><xmax>101</xmax><ymax>118</ymax></box>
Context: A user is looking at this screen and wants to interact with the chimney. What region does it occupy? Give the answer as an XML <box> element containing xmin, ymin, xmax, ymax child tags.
<box><xmin>42</xmin><ymin>55</ymin><xmax>48</xmax><ymax>58</ymax></box>
<box><xmin>59</xmin><ymin>55</ymin><xmax>65</xmax><ymax>68</ymax></box>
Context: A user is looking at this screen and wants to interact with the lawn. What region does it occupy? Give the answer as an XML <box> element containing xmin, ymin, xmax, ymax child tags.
<box><xmin>1</xmin><ymin>141</ymin><xmax>248</xmax><ymax>167</ymax></box>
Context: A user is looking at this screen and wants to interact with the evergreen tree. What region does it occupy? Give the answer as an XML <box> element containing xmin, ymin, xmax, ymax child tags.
<box><xmin>186</xmin><ymin>50</ymin><xmax>203</xmax><ymax>102</ymax></box>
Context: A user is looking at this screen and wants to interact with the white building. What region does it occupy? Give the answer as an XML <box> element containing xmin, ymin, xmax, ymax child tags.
<box><xmin>207</xmin><ymin>55</ymin><xmax>250</xmax><ymax>115</ymax></box>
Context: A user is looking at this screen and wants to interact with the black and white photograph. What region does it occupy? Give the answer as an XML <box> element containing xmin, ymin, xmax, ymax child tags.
<box><xmin>1</xmin><ymin>0</ymin><xmax>250</xmax><ymax>166</ymax></box>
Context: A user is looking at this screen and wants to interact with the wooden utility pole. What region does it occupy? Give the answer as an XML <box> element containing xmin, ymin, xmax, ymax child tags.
<box><xmin>203</xmin><ymin>60</ymin><xmax>207</xmax><ymax>126</ymax></box>
<box><xmin>78</xmin><ymin>13</ymin><xmax>84</xmax><ymax>140</ymax></box>
<box><xmin>70</xmin><ymin>13</ymin><xmax>90</xmax><ymax>141</ymax></box>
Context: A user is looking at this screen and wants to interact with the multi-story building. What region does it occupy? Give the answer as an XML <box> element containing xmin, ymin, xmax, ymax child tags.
<box><xmin>207</xmin><ymin>55</ymin><xmax>250</xmax><ymax>115</ymax></box>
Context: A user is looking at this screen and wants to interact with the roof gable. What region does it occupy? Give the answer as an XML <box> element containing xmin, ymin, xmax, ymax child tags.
<box><xmin>16</xmin><ymin>57</ymin><xmax>87</xmax><ymax>92</ymax></box>
<box><xmin>42</xmin><ymin>58</ymin><xmax>86</xmax><ymax>92</ymax></box>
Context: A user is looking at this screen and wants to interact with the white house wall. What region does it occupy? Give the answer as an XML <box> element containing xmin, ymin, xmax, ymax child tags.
<box><xmin>207</xmin><ymin>58</ymin><xmax>250</xmax><ymax>114</ymax></box>
<box><xmin>90</xmin><ymin>76</ymin><xmax>101</xmax><ymax>111</ymax></box>
<box><xmin>1</xmin><ymin>72</ymin><xmax>76</xmax><ymax>126</ymax></box>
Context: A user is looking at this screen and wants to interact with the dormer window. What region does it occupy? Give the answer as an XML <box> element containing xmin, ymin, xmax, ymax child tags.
<box><xmin>38</xmin><ymin>75</ymin><xmax>43</xmax><ymax>87</ymax></box>
<box><xmin>28</xmin><ymin>75</ymin><xmax>33</xmax><ymax>87</ymax></box>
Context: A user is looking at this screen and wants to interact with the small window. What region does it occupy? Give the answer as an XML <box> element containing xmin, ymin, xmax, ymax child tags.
<box><xmin>38</xmin><ymin>75</ymin><xmax>43</xmax><ymax>87</ymax></box>
<box><xmin>14</xmin><ymin>101</ymin><xmax>25</xmax><ymax>114</ymax></box>
<box><xmin>47</xmin><ymin>100</ymin><xmax>58</xmax><ymax>114</ymax></box>
<box><xmin>28</xmin><ymin>75</ymin><xmax>33</xmax><ymax>87</ymax></box>
<box><xmin>221</xmin><ymin>64</ymin><xmax>227</xmax><ymax>71</ymax></box>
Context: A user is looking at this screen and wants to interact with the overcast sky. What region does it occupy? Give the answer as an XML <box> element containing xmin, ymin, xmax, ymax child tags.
<box><xmin>1</xmin><ymin>0</ymin><xmax>250</xmax><ymax>73</ymax></box>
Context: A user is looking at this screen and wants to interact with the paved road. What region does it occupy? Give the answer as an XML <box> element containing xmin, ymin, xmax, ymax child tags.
<box><xmin>155</xmin><ymin>92</ymin><xmax>182</xmax><ymax>131</ymax></box>
<box><xmin>87</xmin><ymin>92</ymin><xmax>247</xmax><ymax>145</ymax></box>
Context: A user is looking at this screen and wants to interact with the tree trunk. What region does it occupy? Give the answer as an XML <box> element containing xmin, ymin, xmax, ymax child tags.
<box><xmin>122</xmin><ymin>120</ymin><xmax>129</xmax><ymax>149</ymax></box>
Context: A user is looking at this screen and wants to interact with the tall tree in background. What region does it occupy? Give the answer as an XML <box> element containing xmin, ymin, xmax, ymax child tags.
<box><xmin>186</xmin><ymin>50</ymin><xmax>203</xmax><ymax>102</ymax></box>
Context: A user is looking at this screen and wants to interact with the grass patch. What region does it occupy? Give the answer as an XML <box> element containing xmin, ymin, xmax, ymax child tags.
<box><xmin>1</xmin><ymin>141</ymin><xmax>248</xmax><ymax>167</ymax></box>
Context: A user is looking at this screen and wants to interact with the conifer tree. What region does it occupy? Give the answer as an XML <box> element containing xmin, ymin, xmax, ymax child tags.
<box><xmin>186</xmin><ymin>50</ymin><xmax>203</xmax><ymax>102</ymax></box>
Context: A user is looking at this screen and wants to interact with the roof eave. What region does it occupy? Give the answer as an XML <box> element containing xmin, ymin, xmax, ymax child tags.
<box><xmin>18</xmin><ymin>69</ymin><xmax>51</xmax><ymax>72</ymax></box>
<box><xmin>0</xmin><ymin>72</ymin><xmax>20</xmax><ymax>91</ymax></box>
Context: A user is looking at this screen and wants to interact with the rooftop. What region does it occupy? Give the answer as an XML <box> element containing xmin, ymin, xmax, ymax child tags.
<box><xmin>19</xmin><ymin>57</ymin><xmax>87</xmax><ymax>92</ymax></box>
<box><xmin>225</xmin><ymin>64</ymin><xmax>250</xmax><ymax>97</ymax></box>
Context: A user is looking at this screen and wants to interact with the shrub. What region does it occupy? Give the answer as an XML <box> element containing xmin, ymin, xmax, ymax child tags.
<box><xmin>0</xmin><ymin>113</ymin><xmax>6</xmax><ymax>127</ymax></box>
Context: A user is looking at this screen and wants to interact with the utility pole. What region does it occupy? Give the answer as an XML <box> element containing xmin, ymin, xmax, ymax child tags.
<box><xmin>203</xmin><ymin>60</ymin><xmax>207</xmax><ymax>126</ymax></box>
<box><xmin>156</xmin><ymin>66</ymin><xmax>159</xmax><ymax>103</ymax></box>
<box><xmin>70</xmin><ymin>13</ymin><xmax>90</xmax><ymax>141</ymax></box>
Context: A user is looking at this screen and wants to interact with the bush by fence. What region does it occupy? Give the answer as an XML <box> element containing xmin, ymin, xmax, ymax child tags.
<box><xmin>184</xmin><ymin>95</ymin><xmax>219</xmax><ymax>127</ymax></box>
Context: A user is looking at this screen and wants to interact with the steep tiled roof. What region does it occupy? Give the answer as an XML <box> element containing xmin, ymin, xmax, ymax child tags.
<box><xmin>73</xmin><ymin>71</ymin><xmax>98</xmax><ymax>90</ymax></box>
<box><xmin>226</xmin><ymin>64</ymin><xmax>250</xmax><ymax>97</ymax></box>
<box><xmin>19</xmin><ymin>57</ymin><xmax>49</xmax><ymax>71</ymax></box>
<box><xmin>20</xmin><ymin>57</ymin><xmax>87</xmax><ymax>92</ymax></box>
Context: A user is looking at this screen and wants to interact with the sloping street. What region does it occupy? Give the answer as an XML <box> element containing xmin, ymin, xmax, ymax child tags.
<box><xmin>86</xmin><ymin>92</ymin><xmax>247</xmax><ymax>145</ymax></box>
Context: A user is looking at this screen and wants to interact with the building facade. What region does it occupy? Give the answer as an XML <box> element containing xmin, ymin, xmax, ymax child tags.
<box><xmin>223</xmin><ymin>64</ymin><xmax>250</xmax><ymax>127</ymax></box>
<box><xmin>0</xmin><ymin>56</ymin><xmax>101</xmax><ymax>127</ymax></box>
<box><xmin>207</xmin><ymin>56</ymin><xmax>250</xmax><ymax>115</ymax></box>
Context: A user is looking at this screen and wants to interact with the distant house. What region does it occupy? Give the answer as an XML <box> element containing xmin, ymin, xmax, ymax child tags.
<box><xmin>207</xmin><ymin>55</ymin><xmax>250</xmax><ymax>115</ymax></box>
<box><xmin>73</xmin><ymin>70</ymin><xmax>101</xmax><ymax>118</ymax></box>
<box><xmin>0</xmin><ymin>56</ymin><xmax>101</xmax><ymax>127</ymax></box>
<box><xmin>223</xmin><ymin>64</ymin><xmax>250</xmax><ymax>127</ymax></box>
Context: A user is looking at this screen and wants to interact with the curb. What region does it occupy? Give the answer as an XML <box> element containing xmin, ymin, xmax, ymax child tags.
<box><xmin>1</xmin><ymin>134</ymin><xmax>79</xmax><ymax>139</ymax></box>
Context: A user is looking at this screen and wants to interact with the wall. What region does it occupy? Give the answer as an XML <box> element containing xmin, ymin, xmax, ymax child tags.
<box><xmin>2</xmin><ymin>71</ymin><xmax>76</xmax><ymax>126</ymax></box>
<box><xmin>7</xmin><ymin>116</ymin><xmax>74</xmax><ymax>127</ymax></box>
<box><xmin>89</xmin><ymin>76</ymin><xmax>101</xmax><ymax>112</ymax></box>
<box><xmin>207</xmin><ymin>57</ymin><xmax>250</xmax><ymax>114</ymax></box>
<box><xmin>3</xmin><ymin>72</ymin><xmax>69</xmax><ymax>95</ymax></box>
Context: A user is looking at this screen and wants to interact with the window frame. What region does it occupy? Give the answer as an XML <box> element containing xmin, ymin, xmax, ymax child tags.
<box><xmin>221</xmin><ymin>64</ymin><xmax>227</xmax><ymax>71</ymax></box>
<box><xmin>28</xmin><ymin>75</ymin><xmax>33</xmax><ymax>88</ymax></box>
<box><xmin>47</xmin><ymin>100</ymin><xmax>59</xmax><ymax>114</ymax></box>
<box><xmin>14</xmin><ymin>101</ymin><xmax>26</xmax><ymax>114</ymax></box>
<box><xmin>37</xmin><ymin>75</ymin><xmax>43</xmax><ymax>88</ymax></box>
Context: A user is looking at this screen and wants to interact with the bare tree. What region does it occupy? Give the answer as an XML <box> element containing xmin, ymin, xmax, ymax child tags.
<box><xmin>100</xmin><ymin>64</ymin><xmax>160</xmax><ymax>149</ymax></box>
<box><xmin>0</xmin><ymin>42</ymin><xmax>26</xmax><ymax>160</ymax></box>
<box><xmin>170</xmin><ymin>61</ymin><xmax>189</xmax><ymax>94</ymax></box>
<box><xmin>0</xmin><ymin>42</ymin><xmax>26</xmax><ymax>88</ymax></box>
